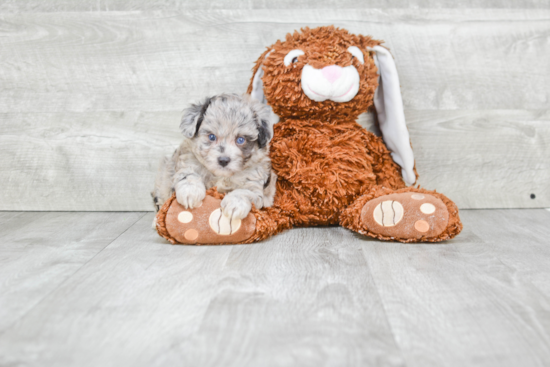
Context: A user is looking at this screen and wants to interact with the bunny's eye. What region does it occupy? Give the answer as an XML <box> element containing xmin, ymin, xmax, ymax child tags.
<box><xmin>284</xmin><ymin>49</ymin><xmax>305</xmax><ymax>66</ymax></box>
<box><xmin>208</xmin><ymin>134</ymin><xmax>216</xmax><ymax>141</ymax></box>
<box><xmin>347</xmin><ymin>46</ymin><xmax>364</xmax><ymax>64</ymax></box>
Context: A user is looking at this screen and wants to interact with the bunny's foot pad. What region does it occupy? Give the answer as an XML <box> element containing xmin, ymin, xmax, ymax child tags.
<box><xmin>361</xmin><ymin>192</ymin><xmax>449</xmax><ymax>240</ymax></box>
<box><xmin>155</xmin><ymin>194</ymin><xmax>256</xmax><ymax>245</ymax></box>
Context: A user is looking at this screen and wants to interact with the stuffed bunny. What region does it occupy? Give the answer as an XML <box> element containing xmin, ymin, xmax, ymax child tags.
<box><xmin>155</xmin><ymin>26</ymin><xmax>462</xmax><ymax>244</ymax></box>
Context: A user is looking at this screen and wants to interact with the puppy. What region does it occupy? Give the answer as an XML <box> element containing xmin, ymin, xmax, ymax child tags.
<box><xmin>152</xmin><ymin>93</ymin><xmax>277</xmax><ymax>224</ymax></box>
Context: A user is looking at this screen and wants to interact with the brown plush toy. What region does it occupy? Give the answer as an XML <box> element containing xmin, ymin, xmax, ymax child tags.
<box><xmin>156</xmin><ymin>26</ymin><xmax>463</xmax><ymax>245</ymax></box>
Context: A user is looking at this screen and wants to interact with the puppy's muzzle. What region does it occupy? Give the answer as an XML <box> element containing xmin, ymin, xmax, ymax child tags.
<box><xmin>218</xmin><ymin>156</ymin><xmax>231</xmax><ymax>167</ymax></box>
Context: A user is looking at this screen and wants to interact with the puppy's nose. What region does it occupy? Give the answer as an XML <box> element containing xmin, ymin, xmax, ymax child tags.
<box><xmin>218</xmin><ymin>156</ymin><xmax>231</xmax><ymax>167</ymax></box>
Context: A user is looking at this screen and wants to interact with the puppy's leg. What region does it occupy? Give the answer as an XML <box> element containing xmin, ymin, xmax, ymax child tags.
<box><xmin>174</xmin><ymin>171</ymin><xmax>206</xmax><ymax>209</ymax></box>
<box><xmin>220</xmin><ymin>189</ymin><xmax>258</xmax><ymax>220</ymax></box>
<box><xmin>152</xmin><ymin>154</ymin><xmax>177</xmax><ymax>229</ymax></box>
<box><xmin>220</xmin><ymin>168</ymin><xmax>277</xmax><ymax>219</ymax></box>
<box><xmin>152</xmin><ymin>155</ymin><xmax>175</xmax><ymax>212</ymax></box>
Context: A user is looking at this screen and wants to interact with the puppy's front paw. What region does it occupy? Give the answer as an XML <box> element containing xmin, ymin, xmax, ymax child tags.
<box><xmin>221</xmin><ymin>194</ymin><xmax>251</xmax><ymax>220</ymax></box>
<box><xmin>176</xmin><ymin>185</ymin><xmax>206</xmax><ymax>209</ymax></box>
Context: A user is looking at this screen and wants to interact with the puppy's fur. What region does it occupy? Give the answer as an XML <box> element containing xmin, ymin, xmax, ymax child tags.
<box><xmin>152</xmin><ymin>93</ymin><xmax>277</xmax><ymax>221</ymax></box>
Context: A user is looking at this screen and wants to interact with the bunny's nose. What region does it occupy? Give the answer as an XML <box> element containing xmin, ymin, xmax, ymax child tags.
<box><xmin>321</xmin><ymin>65</ymin><xmax>343</xmax><ymax>83</ymax></box>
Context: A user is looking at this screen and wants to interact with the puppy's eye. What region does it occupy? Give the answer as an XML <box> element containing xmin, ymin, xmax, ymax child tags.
<box><xmin>292</xmin><ymin>57</ymin><xmax>298</xmax><ymax>63</ymax></box>
<box><xmin>208</xmin><ymin>134</ymin><xmax>216</xmax><ymax>141</ymax></box>
<box><xmin>236</xmin><ymin>137</ymin><xmax>245</xmax><ymax>145</ymax></box>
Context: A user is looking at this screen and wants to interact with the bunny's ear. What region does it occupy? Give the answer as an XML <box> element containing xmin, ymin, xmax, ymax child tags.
<box><xmin>248</xmin><ymin>50</ymin><xmax>273</xmax><ymax>104</ymax></box>
<box><xmin>250</xmin><ymin>64</ymin><xmax>266</xmax><ymax>104</ymax></box>
<box><xmin>367</xmin><ymin>46</ymin><xmax>416</xmax><ymax>186</ymax></box>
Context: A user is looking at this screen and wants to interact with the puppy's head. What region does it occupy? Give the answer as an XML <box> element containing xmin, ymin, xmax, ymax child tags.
<box><xmin>180</xmin><ymin>93</ymin><xmax>274</xmax><ymax>177</ymax></box>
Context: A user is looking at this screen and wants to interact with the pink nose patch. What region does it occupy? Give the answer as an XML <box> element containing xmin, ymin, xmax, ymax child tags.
<box><xmin>321</xmin><ymin>65</ymin><xmax>342</xmax><ymax>83</ymax></box>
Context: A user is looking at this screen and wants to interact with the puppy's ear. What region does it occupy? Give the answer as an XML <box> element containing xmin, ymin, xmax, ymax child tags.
<box><xmin>245</xmin><ymin>93</ymin><xmax>276</xmax><ymax>149</ymax></box>
<box><xmin>180</xmin><ymin>97</ymin><xmax>213</xmax><ymax>138</ymax></box>
<box><xmin>367</xmin><ymin>46</ymin><xmax>416</xmax><ymax>186</ymax></box>
<box><xmin>256</xmin><ymin>118</ymin><xmax>272</xmax><ymax>149</ymax></box>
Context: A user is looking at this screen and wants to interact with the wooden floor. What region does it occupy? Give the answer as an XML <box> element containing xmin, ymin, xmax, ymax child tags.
<box><xmin>1</xmin><ymin>209</ymin><xmax>550</xmax><ymax>366</ymax></box>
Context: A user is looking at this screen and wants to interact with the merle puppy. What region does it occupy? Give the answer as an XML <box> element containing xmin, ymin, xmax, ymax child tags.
<box><xmin>152</xmin><ymin>93</ymin><xmax>277</xmax><ymax>223</ymax></box>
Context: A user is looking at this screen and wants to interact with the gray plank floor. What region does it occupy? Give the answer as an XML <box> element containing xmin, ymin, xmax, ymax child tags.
<box><xmin>1</xmin><ymin>209</ymin><xmax>550</xmax><ymax>367</ymax></box>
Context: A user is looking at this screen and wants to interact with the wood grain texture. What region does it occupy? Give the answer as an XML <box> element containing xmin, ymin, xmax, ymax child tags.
<box><xmin>0</xmin><ymin>111</ymin><xmax>175</xmax><ymax>211</ymax></box>
<box><xmin>0</xmin><ymin>214</ymin><xmax>239</xmax><ymax>367</ymax></box>
<box><xmin>363</xmin><ymin>208</ymin><xmax>550</xmax><ymax>366</ymax></box>
<box><xmin>0</xmin><ymin>10</ymin><xmax>548</xmax><ymax>112</ymax></box>
<box><xmin>0</xmin><ymin>213</ymin><xmax>402</xmax><ymax>367</ymax></box>
<box><xmin>408</xmin><ymin>110</ymin><xmax>550</xmax><ymax>209</ymax></box>
<box><xmin>164</xmin><ymin>227</ymin><xmax>403</xmax><ymax>367</ymax></box>
<box><xmin>1</xmin><ymin>209</ymin><xmax>550</xmax><ymax>366</ymax></box>
<box><xmin>0</xmin><ymin>0</ymin><xmax>547</xmax><ymax>12</ymax></box>
<box><xmin>0</xmin><ymin>9</ymin><xmax>548</xmax><ymax>210</ymax></box>
<box><xmin>0</xmin><ymin>211</ymin><xmax>145</xmax><ymax>333</ymax></box>
<box><xmin>1</xmin><ymin>109</ymin><xmax>547</xmax><ymax>211</ymax></box>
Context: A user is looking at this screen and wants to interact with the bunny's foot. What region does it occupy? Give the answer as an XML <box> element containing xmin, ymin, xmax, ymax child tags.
<box><xmin>155</xmin><ymin>193</ymin><xmax>256</xmax><ymax>245</ymax></box>
<box><xmin>340</xmin><ymin>187</ymin><xmax>463</xmax><ymax>243</ymax></box>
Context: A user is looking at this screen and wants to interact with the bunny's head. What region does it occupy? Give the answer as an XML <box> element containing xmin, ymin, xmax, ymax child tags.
<box><xmin>247</xmin><ymin>26</ymin><xmax>416</xmax><ymax>185</ymax></box>
<box><xmin>247</xmin><ymin>26</ymin><xmax>382</xmax><ymax>119</ymax></box>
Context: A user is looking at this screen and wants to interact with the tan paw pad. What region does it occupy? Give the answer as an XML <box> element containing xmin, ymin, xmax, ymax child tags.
<box><xmin>184</xmin><ymin>229</ymin><xmax>199</xmax><ymax>241</ymax></box>
<box><xmin>373</xmin><ymin>201</ymin><xmax>404</xmax><ymax>227</ymax></box>
<box><xmin>420</xmin><ymin>203</ymin><xmax>435</xmax><ymax>214</ymax></box>
<box><xmin>361</xmin><ymin>192</ymin><xmax>449</xmax><ymax>240</ymax></box>
<box><xmin>414</xmin><ymin>220</ymin><xmax>430</xmax><ymax>232</ymax></box>
<box><xmin>209</xmin><ymin>209</ymin><xmax>242</xmax><ymax>235</ymax></box>
<box><xmin>178</xmin><ymin>211</ymin><xmax>193</xmax><ymax>223</ymax></box>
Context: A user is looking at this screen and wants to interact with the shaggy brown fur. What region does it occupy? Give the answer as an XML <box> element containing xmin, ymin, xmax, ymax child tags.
<box><xmin>243</xmin><ymin>26</ymin><xmax>462</xmax><ymax>243</ymax></box>
<box><xmin>156</xmin><ymin>26</ymin><xmax>462</xmax><ymax>244</ymax></box>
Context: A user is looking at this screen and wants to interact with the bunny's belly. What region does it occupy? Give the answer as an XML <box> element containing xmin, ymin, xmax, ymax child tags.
<box><xmin>269</xmin><ymin>119</ymin><xmax>378</xmax><ymax>207</ymax></box>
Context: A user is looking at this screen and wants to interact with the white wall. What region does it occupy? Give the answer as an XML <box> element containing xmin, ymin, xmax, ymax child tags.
<box><xmin>0</xmin><ymin>1</ymin><xmax>548</xmax><ymax>210</ymax></box>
